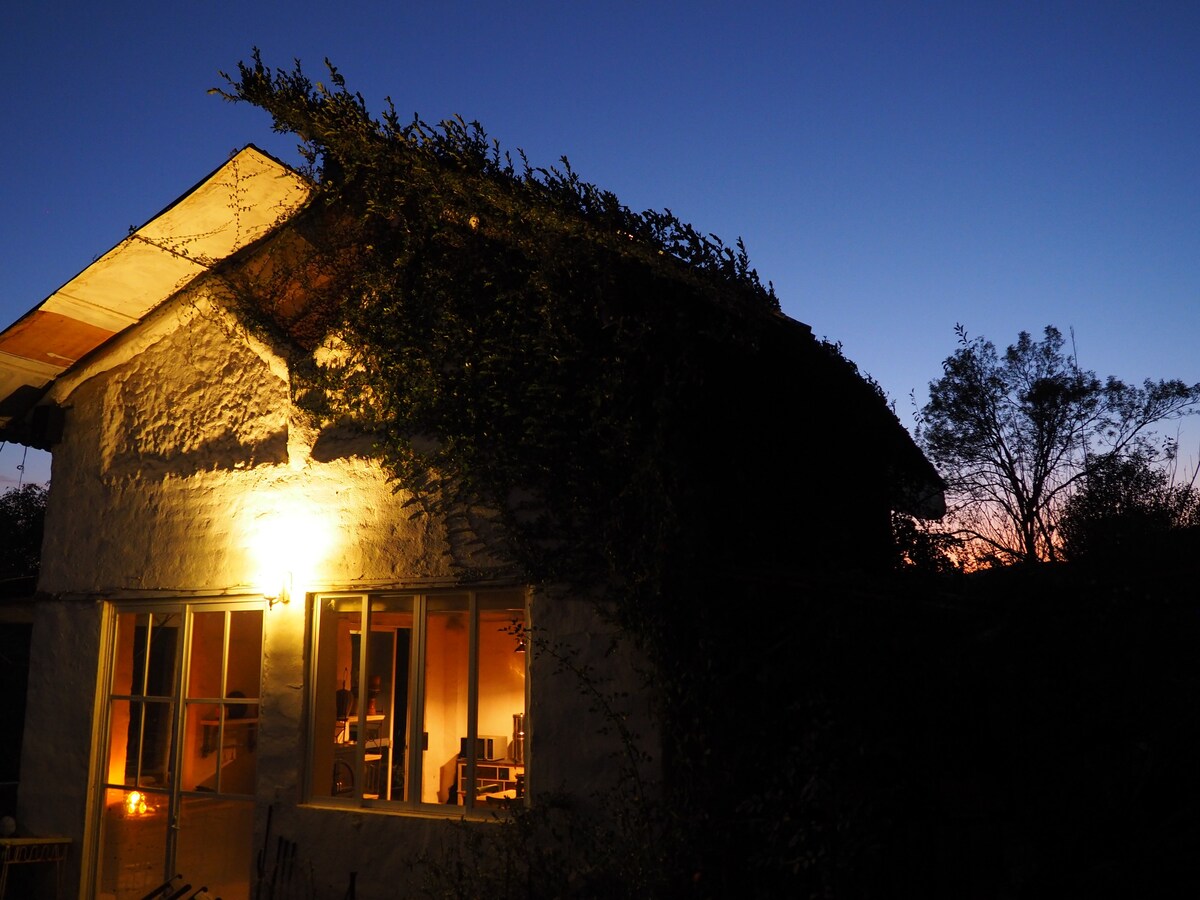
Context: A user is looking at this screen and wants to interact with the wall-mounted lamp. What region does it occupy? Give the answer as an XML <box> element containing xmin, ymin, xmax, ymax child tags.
<box><xmin>512</xmin><ymin>621</ymin><xmax>527</xmax><ymax>653</ymax></box>
<box><xmin>247</xmin><ymin>495</ymin><xmax>331</xmax><ymax>611</ymax></box>
<box><xmin>267</xmin><ymin>571</ymin><xmax>294</xmax><ymax>609</ymax></box>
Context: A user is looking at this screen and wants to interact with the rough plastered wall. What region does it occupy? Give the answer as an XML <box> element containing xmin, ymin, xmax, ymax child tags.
<box><xmin>39</xmin><ymin>291</ymin><xmax>451</xmax><ymax>597</ymax></box>
<box><xmin>22</xmin><ymin>281</ymin><xmax>658</xmax><ymax>899</ymax></box>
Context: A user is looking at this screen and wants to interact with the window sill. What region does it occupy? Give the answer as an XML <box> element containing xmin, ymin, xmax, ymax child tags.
<box><xmin>301</xmin><ymin>799</ymin><xmax>525</xmax><ymax>821</ymax></box>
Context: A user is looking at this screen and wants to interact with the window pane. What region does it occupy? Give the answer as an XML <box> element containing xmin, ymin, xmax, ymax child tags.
<box><xmin>187</xmin><ymin>611</ymin><xmax>225</xmax><ymax>699</ymax></box>
<box><xmin>111</xmin><ymin>611</ymin><xmax>179</xmax><ymax>698</ymax></box>
<box><xmin>182</xmin><ymin>609</ymin><xmax>261</xmax><ymax>797</ymax></box>
<box><xmin>312</xmin><ymin>597</ymin><xmax>362</xmax><ymax>800</ymax></box>
<box><xmin>364</xmin><ymin>598</ymin><xmax>413</xmax><ymax>802</ymax></box>
<box><xmin>183</xmin><ymin>702</ymin><xmax>218</xmax><ymax>793</ymax></box>
<box><xmin>175</xmin><ymin>796</ymin><xmax>254</xmax><ymax>900</ymax></box>
<box><xmin>473</xmin><ymin>595</ymin><xmax>527</xmax><ymax>807</ymax></box>
<box><xmin>143</xmin><ymin>613</ymin><xmax>180</xmax><ymax>698</ymax></box>
<box><xmin>226</xmin><ymin>610</ymin><xmax>263</xmax><ymax>703</ymax></box>
<box><xmin>105</xmin><ymin>699</ymin><xmax>134</xmax><ymax>786</ymax></box>
<box><xmin>98</xmin><ymin>786</ymin><xmax>169</xmax><ymax>899</ymax></box>
<box><xmin>422</xmin><ymin>595</ymin><xmax>469</xmax><ymax>804</ymax></box>
<box><xmin>109</xmin><ymin>699</ymin><xmax>175</xmax><ymax>789</ymax></box>
<box><xmin>180</xmin><ymin>703</ymin><xmax>257</xmax><ymax>796</ymax></box>
<box><xmin>110</xmin><ymin>613</ymin><xmax>142</xmax><ymax>696</ymax></box>
<box><xmin>478</xmin><ymin>600</ymin><xmax>527</xmax><ymax>761</ymax></box>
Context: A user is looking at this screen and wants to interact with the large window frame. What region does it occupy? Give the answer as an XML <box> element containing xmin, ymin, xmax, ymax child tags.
<box><xmin>92</xmin><ymin>598</ymin><xmax>264</xmax><ymax>900</ymax></box>
<box><xmin>306</xmin><ymin>587</ymin><xmax>528</xmax><ymax>814</ymax></box>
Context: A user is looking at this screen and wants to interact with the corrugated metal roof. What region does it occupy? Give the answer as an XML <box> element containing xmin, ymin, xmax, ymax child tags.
<box><xmin>0</xmin><ymin>145</ymin><xmax>311</xmax><ymax>440</ymax></box>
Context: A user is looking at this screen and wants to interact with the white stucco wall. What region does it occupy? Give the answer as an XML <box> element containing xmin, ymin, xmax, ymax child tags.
<box><xmin>19</xmin><ymin>280</ymin><xmax>659</xmax><ymax>899</ymax></box>
<box><xmin>39</xmin><ymin>287</ymin><xmax>452</xmax><ymax>598</ymax></box>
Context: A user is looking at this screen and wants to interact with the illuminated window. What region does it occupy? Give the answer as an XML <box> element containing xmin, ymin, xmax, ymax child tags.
<box><xmin>97</xmin><ymin>604</ymin><xmax>262</xmax><ymax>899</ymax></box>
<box><xmin>309</xmin><ymin>588</ymin><xmax>528</xmax><ymax>811</ymax></box>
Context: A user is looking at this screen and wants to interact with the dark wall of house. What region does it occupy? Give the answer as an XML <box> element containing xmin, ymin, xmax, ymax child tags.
<box><xmin>0</xmin><ymin>621</ymin><xmax>32</xmax><ymax>816</ymax></box>
<box><xmin>645</xmin><ymin>321</ymin><xmax>923</xmax><ymax>893</ymax></box>
<box><xmin>670</xmin><ymin>320</ymin><xmax>902</xmax><ymax>582</ymax></box>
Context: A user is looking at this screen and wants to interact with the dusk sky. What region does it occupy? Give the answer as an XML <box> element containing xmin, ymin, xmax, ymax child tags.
<box><xmin>3</xmin><ymin>2</ymin><xmax>1200</xmax><ymax>487</ymax></box>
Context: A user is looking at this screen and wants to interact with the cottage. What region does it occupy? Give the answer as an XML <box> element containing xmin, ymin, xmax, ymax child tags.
<box><xmin>0</xmin><ymin>146</ymin><xmax>941</xmax><ymax>898</ymax></box>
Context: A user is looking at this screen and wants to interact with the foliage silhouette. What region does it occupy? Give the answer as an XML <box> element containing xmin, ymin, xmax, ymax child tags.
<box><xmin>1059</xmin><ymin>451</ymin><xmax>1200</xmax><ymax>563</ymax></box>
<box><xmin>916</xmin><ymin>324</ymin><xmax>1200</xmax><ymax>566</ymax></box>
<box><xmin>0</xmin><ymin>483</ymin><xmax>47</xmax><ymax>583</ymax></box>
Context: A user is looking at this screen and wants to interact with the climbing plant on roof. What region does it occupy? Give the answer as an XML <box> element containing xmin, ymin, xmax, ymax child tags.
<box><xmin>214</xmin><ymin>51</ymin><xmax>790</xmax><ymax>628</ymax></box>
<box><xmin>214</xmin><ymin>52</ymin><xmax>926</xmax><ymax>894</ymax></box>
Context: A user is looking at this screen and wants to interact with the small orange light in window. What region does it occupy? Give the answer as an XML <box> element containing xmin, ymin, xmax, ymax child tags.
<box><xmin>125</xmin><ymin>791</ymin><xmax>148</xmax><ymax>816</ymax></box>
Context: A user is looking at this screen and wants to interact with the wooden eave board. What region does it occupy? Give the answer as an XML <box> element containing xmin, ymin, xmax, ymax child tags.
<box><xmin>0</xmin><ymin>145</ymin><xmax>311</xmax><ymax>435</ymax></box>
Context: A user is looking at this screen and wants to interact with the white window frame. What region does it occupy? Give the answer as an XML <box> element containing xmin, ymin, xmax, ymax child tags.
<box><xmin>306</xmin><ymin>587</ymin><xmax>529</xmax><ymax>814</ymax></box>
<box><xmin>88</xmin><ymin>598</ymin><xmax>265</xmax><ymax>898</ymax></box>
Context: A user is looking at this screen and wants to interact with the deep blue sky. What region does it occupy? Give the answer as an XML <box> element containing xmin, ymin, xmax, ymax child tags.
<box><xmin>4</xmin><ymin>1</ymin><xmax>1200</xmax><ymax>486</ymax></box>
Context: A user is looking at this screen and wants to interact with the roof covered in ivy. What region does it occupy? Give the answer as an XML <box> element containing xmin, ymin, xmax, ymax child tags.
<box><xmin>0</xmin><ymin>132</ymin><xmax>942</xmax><ymax>524</ymax></box>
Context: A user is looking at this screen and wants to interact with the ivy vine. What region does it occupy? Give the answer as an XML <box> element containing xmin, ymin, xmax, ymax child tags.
<box><xmin>214</xmin><ymin>51</ymin><xmax>793</xmax><ymax>623</ymax></box>
<box><xmin>211</xmin><ymin>51</ymin><xmax>931</xmax><ymax>894</ymax></box>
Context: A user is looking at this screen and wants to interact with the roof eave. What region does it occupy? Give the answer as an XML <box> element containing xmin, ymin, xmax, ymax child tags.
<box><xmin>0</xmin><ymin>145</ymin><xmax>312</xmax><ymax>443</ymax></box>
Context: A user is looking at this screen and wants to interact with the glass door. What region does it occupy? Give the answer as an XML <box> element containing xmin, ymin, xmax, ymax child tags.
<box><xmin>96</xmin><ymin>603</ymin><xmax>262</xmax><ymax>900</ymax></box>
